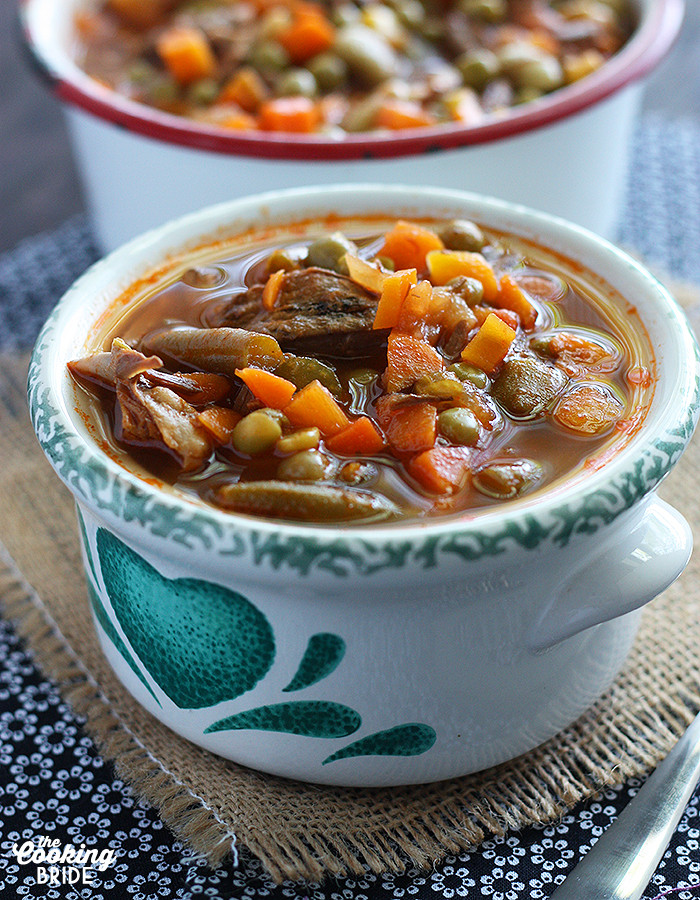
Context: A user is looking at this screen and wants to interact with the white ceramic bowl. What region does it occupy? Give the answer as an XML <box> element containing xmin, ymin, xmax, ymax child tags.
<box><xmin>28</xmin><ymin>185</ymin><xmax>700</xmax><ymax>786</ymax></box>
<box><xmin>21</xmin><ymin>0</ymin><xmax>683</xmax><ymax>250</ymax></box>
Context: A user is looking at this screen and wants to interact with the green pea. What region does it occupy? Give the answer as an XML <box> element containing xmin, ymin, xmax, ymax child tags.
<box><xmin>447</xmin><ymin>362</ymin><xmax>489</xmax><ymax>389</ymax></box>
<box><xmin>309</xmin><ymin>53</ymin><xmax>348</xmax><ymax>92</ymax></box>
<box><xmin>456</xmin><ymin>49</ymin><xmax>500</xmax><ymax>91</ymax></box>
<box><xmin>148</xmin><ymin>74</ymin><xmax>180</xmax><ymax>107</ymax></box>
<box><xmin>232</xmin><ymin>411</ymin><xmax>282</xmax><ymax>456</ymax></box>
<box><xmin>473</xmin><ymin>458</ymin><xmax>543</xmax><ymax>499</ymax></box>
<box><xmin>446</xmin><ymin>275</ymin><xmax>484</xmax><ymax>306</ymax></box>
<box><xmin>438</xmin><ymin>408</ymin><xmax>480</xmax><ymax>445</ymax></box>
<box><xmin>127</xmin><ymin>60</ymin><xmax>158</xmax><ymax>85</ymax></box>
<box><xmin>276</xmin><ymin>428</ymin><xmax>321</xmax><ymax>455</ymax></box>
<box><xmin>277</xmin><ymin>449</ymin><xmax>332</xmax><ymax>481</ymax></box>
<box><xmin>305</xmin><ymin>232</ymin><xmax>357</xmax><ymax>273</ymax></box>
<box><xmin>340</xmin><ymin>92</ymin><xmax>383</xmax><ymax>132</ymax></box>
<box><xmin>515</xmin><ymin>86</ymin><xmax>545</xmax><ymax>105</ymax></box>
<box><xmin>439</xmin><ymin>219</ymin><xmax>486</xmax><ymax>252</ymax></box>
<box><xmin>247</xmin><ymin>40</ymin><xmax>290</xmax><ymax>74</ymax></box>
<box><xmin>257</xmin><ymin>407</ymin><xmax>290</xmax><ymax>429</ymax></box>
<box><xmin>514</xmin><ymin>57</ymin><xmax>563</xmax><ymax>93</ymax></box>
<box><xmin>413</xmin><ymin>373</ymin><xmax>464</xmax><ymax>399</ymax></box>
<box><xmin>529</xmin><ymin>336</ymin><xmax>554</xmax><ymax>357</ymax></box>
<box><xmin>276</xmin><ymin>68</ymin><xmax>317</xmax><ymax>98</ymax></box>
<box><xmin>186</xmin><ymin>78</ymin><xmax>219</xmax><ymax>107</ymax></box>
<box><xmin>497</xmin><ymin>41</ymin><xmax>546</xmax><ymax>75</ymax></box>
<box><xmin>334</xmin><ymin>25</ymin><xmax>398</xmax><ymax>87</ymax></box>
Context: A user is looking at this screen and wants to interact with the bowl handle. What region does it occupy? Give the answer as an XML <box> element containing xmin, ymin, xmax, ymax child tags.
<box><xmin>526</xmin><ymin>496</ymin><xmax>692</xmax><ymax>653</ymax></box>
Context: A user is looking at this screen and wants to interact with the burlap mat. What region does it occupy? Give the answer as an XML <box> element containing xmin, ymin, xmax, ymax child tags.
<box><xmin>2</xmin><ymin>284</ymin><xmax>700</xmax><ymax>884</ymax></box>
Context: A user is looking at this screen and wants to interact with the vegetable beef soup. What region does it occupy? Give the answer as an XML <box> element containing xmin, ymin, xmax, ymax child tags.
<box><xmin>68</xmin><ymin>217</ymin><xmax>653</xmax><ymax>524</ymax></box>
<box><xmin>73</xmin><ymin>0</ymin><xmax>634</xmax><ymax>135</ymax></box>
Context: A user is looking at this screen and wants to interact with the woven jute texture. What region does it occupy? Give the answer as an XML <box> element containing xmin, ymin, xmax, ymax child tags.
<box><xmin>2</xmin><ymin>286</ymin><xmax>700</xmax><ymax>884</ymax></box>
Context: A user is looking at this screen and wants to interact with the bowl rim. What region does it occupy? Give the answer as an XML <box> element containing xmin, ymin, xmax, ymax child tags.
<box><xmin>20</xmin><ymin>0</ymin><xmax>684</xmax><ymax>162</ymax></box>
<box><xmin>27</xmin><ymin>185</ymin><xmax>700</xmax><ymax>568</ymax></box>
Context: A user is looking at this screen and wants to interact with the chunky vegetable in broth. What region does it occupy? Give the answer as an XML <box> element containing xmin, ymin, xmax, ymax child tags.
<box><xmin>74</xmin><ymin>0</ymin><xmax>634</xmax><ymax>134</ymax></box>
<box><xmin>68</xmin><ymin>217</ymin><xmax>653</xmax><ymax>524</ymax></box>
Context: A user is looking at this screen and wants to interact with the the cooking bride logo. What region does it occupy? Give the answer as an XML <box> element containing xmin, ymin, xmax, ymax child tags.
<box><xmin>11</xmin><ymin>834</ymin><xmax>115</xmax><ymax>886</ymax></box>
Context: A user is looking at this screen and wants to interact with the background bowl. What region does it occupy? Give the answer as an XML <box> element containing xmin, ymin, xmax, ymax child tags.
<box><xmin>21</xmin><ymin>0</ymin><xmax>683</xmax><ymax>251</ymax></box>
<box><xmin>28</xmin><ymin>185</ymin><xmax>700</xmax><ymax>786</ymax></box>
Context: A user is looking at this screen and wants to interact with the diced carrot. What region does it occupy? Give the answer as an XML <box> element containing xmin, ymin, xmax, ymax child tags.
<box><xmin>373</xmin><ymin>269</ymin><xmax>418</xmax><ymax>330</ymax></box>
<box><xmin>407</xmin><ymin>446</ymin><xmax>472</xmax><ymax>494</ymax></box>
<box><xmin>258</xmin><ymin>96</ymin><xmax>320</xmax><ymax>133</ymax></box>
<box><xmin>278</xmin><ymin>6</ymin><xmax>335</xmax><ymax>63</ymax></box>
<box><xmin>156</xmin><ymin>26</ymin><xmax>216</xmax><ymax>86</ymax></box>
<box><xmin>426</xmin><ymin>250</ymin><xmax>500</xmax><ymax>302</ymax></box>
<box><xmin>379</xmin><ymin>221</ymin><xmax>444</xmax><ymax>272</ymax></box>
<box><xmin>374</xmin><ymin>99</ymin><xmax>437</xmax><ymax>130</ymax></box>
<box><xmin>460</xmin><ymin>312</ymin><xmax>517</xmax><ymax>374</ymax></box>
<box><xmin>218</xmin><ymin>67</ymin><xmax>268</xmax><ymax>113</ymax></box>
<box><xmin>396</xmin><ymin>280</ymin><xmax>434</xmax><ymax>334</ymax></box>
<box><xmin>473</xmin><ymin>305</ymin><xmax>520</xmax><ymax>332</ymax></box>
<box><xmin>283</xmin><ymin>379</ymin><xmax>350</xmax><ymax>435</ymax></box>
<box><xmin>326</xmin><ymin>417</ymin><xmax>386</xmax><ymax>455</ymax></box>
<box><xmin>262</xmin><ymin>269</ymin><xmax>285</xmax><ymax>310</ymax></box>
<box><xmin>385</xmin><ymin>332</ymin><xmax>444</xmax><ymax>392</ymax></box>
<box><xmin>197</xmin><ymin>407</ymin><xmax>242</xmax><ymax>444</ymax></box>
<box><xmin>498</xmin><ymin>273</ymin><xmax>538</xmax><ymax>331</ymax></box>
<box><xmin>376</xmin><ymin>397</ymin><xmax>437</xmax><ymax>454</ymax></box>
<box><xmin>345</xmin><ymin>254</ymin><xmax>387</xmax><ymax>294</ymax></box>
<box><xmin>235</xmin><ymin>367</ymin><xmax>297</xmax><ymax>409</ymax></box>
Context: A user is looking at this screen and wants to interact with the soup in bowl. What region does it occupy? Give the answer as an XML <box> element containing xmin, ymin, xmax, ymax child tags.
<box><xmin>29</xmin><ymin>186</ymin><xmax>700</xmax><ymax>785</ymax></box>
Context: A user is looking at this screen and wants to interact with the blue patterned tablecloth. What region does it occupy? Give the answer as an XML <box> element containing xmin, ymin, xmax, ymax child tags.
<box><xmin>1</xmin><ymin>113</ymin><xmax>700</xmax><ymax>900</ymax></box>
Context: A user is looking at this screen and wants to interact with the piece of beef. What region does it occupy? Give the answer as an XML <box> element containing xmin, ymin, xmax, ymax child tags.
<box><xmin>211</xmin><ymin>267</ymin><xmax>387</xmax><ymax>358</ymax></box>
<box><xmin>116</xmin><ymin>381</ymin><xmax>213</xmax><ymax>471</ymax></box>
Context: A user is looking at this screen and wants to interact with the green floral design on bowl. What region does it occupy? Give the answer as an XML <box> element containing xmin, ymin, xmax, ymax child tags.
<box><xmin>323</xmin><ymin>723</ymin><xmax>437</xmax><ymax>765</ymax></box>
<box><xmin>95</xmin><ymin>528</ymin><xmax>275</xmax><ymax>709</ymax></box>
<box><xmin>283</xmin><ymin>633</ymin><xmax>345</xmax><ymax>692</ymax></box>
<box><xmin>81</xmin><ymin>525</ymin><xmax>439</xmax><ymax>760</ymax></box>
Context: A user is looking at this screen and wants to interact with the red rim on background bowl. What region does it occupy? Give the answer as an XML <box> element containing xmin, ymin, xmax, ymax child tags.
<box><xmin>20</xmin><ymin>0</ymin><xmax>684</xmax><ymax>161</ymax></box>
<box><xmin>18</xmin><ymin>0</ymin><xmax>686</xmax><ymax>250</ymax></box>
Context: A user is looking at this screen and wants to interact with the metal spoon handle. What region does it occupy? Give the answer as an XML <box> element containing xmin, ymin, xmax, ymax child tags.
<box><xmin>550</xmin><ymin>710</ymin><xmax>700</xmax><ymax>900</ymax></box>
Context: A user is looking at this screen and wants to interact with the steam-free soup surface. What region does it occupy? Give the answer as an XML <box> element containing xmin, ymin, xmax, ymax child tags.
<box><xmin>68</xmin><ymin>217</ymin><xmax>652</xmax><ymax>524</ymax></box>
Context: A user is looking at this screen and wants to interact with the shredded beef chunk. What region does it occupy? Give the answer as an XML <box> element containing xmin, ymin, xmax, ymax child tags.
<box><xmin>212</xmin><ymin>267</ymin><xmax>386</xmax><ymax>358</ymax></box>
